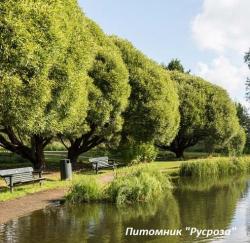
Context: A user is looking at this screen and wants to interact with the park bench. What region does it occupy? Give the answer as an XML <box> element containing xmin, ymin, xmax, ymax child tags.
<box><xmin>89</xmin><ymin>157</ymin><xmax>117</xmax><ymax>174</ymax></box>
<box><xmin>0</xmin><ymin>167</ymin><xmax>44</xmax><ymax>192</ymax></box>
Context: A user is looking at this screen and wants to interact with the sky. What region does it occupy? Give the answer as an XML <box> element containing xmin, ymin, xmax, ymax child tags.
<box><xmin>79</xmin><ymin>0</ymin><xmax>250</xmax><ymax>105</ymax></box>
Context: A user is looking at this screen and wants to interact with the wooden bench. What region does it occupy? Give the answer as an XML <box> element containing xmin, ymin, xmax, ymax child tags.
<box><xmin>0</xmin><ymin>167</ymin><xmax>45</xmax><ymax>192</ymax></box>
<box><xmin>89</xmin><ymin>157</ymin><xmax>117</xmax><ymax>174</ymax></box>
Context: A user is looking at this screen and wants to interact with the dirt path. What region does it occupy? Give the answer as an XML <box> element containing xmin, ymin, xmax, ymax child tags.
<box><xmin>0</xmin><ymin>188</ymin><xmax>67</xmax><ymax>224</ymax></box>
<box><xmin>0</xmin><ymin>172</ymin><xmax>115</xmax><ymax>225</ymax></box>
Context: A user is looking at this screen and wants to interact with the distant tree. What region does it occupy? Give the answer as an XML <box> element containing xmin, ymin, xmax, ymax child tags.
<box><xmin>111</xmin><ymin>37</ymin><xmax>180</xmax><ymax>160</ymax></box>
<box><xmin>245</xmin><ymin>49</ymin><xmax>250</xmax><ymax>99</ymax></box>
<box><xmin>235</xmin><ymin>103</ymin><xmax>250</xmax><ymax>152</ymax></box>
<box><xmin>157</xmin><ymin>72</ymin><xmax>242</xmax><ymax>158</ymax></box>
<box><xmin>166</xmin><ymin>59</ymin><xmax>185</xmax><ymax>73</ymax></box>
<box><xmin>0</xmin><ymin>0</ymin><xmax>93</xmax><ymax>168</ymax></box>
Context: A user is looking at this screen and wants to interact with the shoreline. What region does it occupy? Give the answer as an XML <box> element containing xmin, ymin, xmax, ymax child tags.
<box><xmin>0</xmin><ymin>188</ymin><xmax>67</xmax><ymax>225</ymax></box>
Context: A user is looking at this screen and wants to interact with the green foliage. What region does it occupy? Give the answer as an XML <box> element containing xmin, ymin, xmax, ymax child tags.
<box><xmin>66</xmin><ymin>177</ymin><xmax>102</xmax><ymax>203</ymax></box>
<box><xmin>84</xmin><ymin>20</ymin><xmax>130</xmax><ymax>139</ymax></box>
<box><xmin>0</xmin><ymin>0</ymin><xmax>95</xmax><ymax>168</ymax></box>
<box><xmin>111</xmin><ymin>36</ymin><xmax>180</xmax><ymax>145</ymax></box>
<box><xmin>64</xmin><ymin>19</ymin><xmax>131</xmax><ymax>164</ymax></box>
<box><xmin>0</xmin><ymin>153</ymin><xmax>30</xmax><ymax>165</ymax></box>
<box><xmin>180</xmin><ymin>157</ymin><xmax>250</xmax><ymax>178</ymax></box>
<box><xmin>204</xmin><ymin>85</ymin><xmax>240</xmax><ymax>149</ymax></box>
<box><xmin>0</xmin><ymin>0</ymin><xmax>92</xmax><ymax>135</ymax></box>
<box><xmin>106</xmin><ymin>165</ymin><xmax>171</xmax><ymax>204</ymax></box>
<box><xmin>67</xmin><ymin>165</ymin><xmax>171</xmax><ymax>205</ymax></box>
<box><xmin>245</xmin><ymin>49</ymin><xmax>250</xmax><ymax>100</ymax></box>
<box><xmin>166</xmin><ymin>59</ymin><xmax>185</xmax><ymax>73</ymax></box>
<box><xmin>45</xmin><ymin>141</ymin><xmax>66</xmax><ymax>151</ymax></box>
<box><xmin>236</xmin><ymin>102</ymin><xmax>250</xmax><ymax>153</ymax></box>
<box><xmin>227</xmin><ymin>127</ymin><xmax>246</xmax><ymax>156</ymax></box>
<box><xmin>115</xmin><ymin>141</ymin><xmax>158</xmax><ymax>164</ymax></box>
<box><xmin>162</xmin><ymin>71</ymin><xmax>242</xmax><ymax>157</ymax></box>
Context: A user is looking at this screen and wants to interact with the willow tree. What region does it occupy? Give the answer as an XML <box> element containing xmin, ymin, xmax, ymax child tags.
<box><xmin>111</xmin><ymin>37</ymin><xmax>180</xmax><ymax>155</ymax></box>
<box><xmin>0</xmin><ymin>0</ymin><xmax>93</xmax><ymax>168</ymax></box>
<box><xmin>62</xmin><ymin>19</ymin><xmax>131</xmax><ymax>166</ymax></box>
<box><xmin>158</xmin><ymin>71</ymin><xmax>243</xmax><ymax>158</ymax></box>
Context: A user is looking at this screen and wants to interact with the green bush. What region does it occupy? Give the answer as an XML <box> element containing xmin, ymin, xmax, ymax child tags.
<box><xmin>227</xmin><ymin>127</ymin><xmax>246</xmax><ymax>156</ymax></box>
<box><xmin>180</xmin><ymin>157</ymin><xmax>250</xmax><ymax>178</ymax></box>
<box><xmin>116</xmin><ymin>142</ymin><xmax>158</xmax><ymax>164</ymax></box>
<box><xmin>67</xmin><ymin>165</ymin><xmax>172</xmax><ymax>205</ymax></box>
<box><xmin>66</xmin><ymin>177</ymin><xmax>103</xmax><ymax>203</ymax></box>
<box><xmin>105</xmin><ymin>165</ymin><xmax>171</xmax><ymax>204</ymax></box>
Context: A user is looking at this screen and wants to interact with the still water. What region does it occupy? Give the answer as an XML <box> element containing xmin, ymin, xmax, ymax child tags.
<box><xmin>0</xmin><ymin>176</ymin><xmax>250</xmax><ymax>243</ymax></box>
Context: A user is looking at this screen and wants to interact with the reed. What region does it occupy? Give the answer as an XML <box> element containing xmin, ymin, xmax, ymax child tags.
<box><xmin>105</xmin><ymin>165</ymin><xmax>172</xmax><ymax>204</ymax></box>
<box><xmin>66</xmin><ymin>177</ymin><xmax>103</xmax><ymax>203</ymax></box>
<box><xmin>67</xmin><ymin>164</ymin><xmax>172</xmax><ymax>205</ymax></box>
<box><xmin>179</xmin><ymin>157</ymin><xmax>250</xmax><ymax>178</ymax></box>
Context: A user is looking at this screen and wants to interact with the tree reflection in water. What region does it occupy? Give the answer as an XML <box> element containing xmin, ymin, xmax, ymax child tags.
<box><xmin>0</xmin><ymin>176</ymin><xmax>249</xmax><ymax>243</ymax></box>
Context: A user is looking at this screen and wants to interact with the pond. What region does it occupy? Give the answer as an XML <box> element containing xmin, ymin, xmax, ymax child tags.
<box><xmin>0</xmin><ymin>176</ymin><xmax>250</xmax><ymax>243</ymax></box>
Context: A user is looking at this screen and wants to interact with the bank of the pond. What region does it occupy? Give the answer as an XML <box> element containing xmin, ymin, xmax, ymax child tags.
<box><xmin>2</xmin><ymin>156</ymin><xmax>250</xmax><ymax>222</ymax></box>
<box><xmin>67</xmin><ymin>165</ymin><xmax>172</xmax><ymax>205</ymax></box>
<box><xmin>180</xmin><ymin>157</ymin><xmax>250</xmax><ymax>177</ymax></box>
<box><xmin>0</xmin><ymin>188</ymin><xmax>67</xmax><ymax>224</ymax></box>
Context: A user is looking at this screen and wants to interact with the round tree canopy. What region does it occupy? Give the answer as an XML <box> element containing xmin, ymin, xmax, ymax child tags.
<box><xmin>111</xmin><ymin>37</ymin><xmax>180</xmax><ymax>144</ymax></box>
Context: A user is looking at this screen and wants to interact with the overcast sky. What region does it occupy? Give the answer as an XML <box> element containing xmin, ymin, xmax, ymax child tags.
<box><xmin>79</xmin><ymin>0</ymin><xmax>250</xmax><ymax>105</ymax></box>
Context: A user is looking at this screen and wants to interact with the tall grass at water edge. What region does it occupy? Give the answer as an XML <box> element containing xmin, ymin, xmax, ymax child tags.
<box><xmin>180</xmin><ymin>157</ymin><xmax>250</xmax><ymax>178</ymax></box>
<box><xmin>67</xmin><ymin>164</ymin><xmax>172</xmax><ymax>205</ymax></box>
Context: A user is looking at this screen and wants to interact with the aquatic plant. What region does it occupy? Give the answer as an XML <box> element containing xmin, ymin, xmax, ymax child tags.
<box><xmin>105</xmin><ymin>165</ymin><xmax>171</xmax><ymax>204</ymax></box>
<box><xmin>67</xmin><ymin>165</ymin><xmax>172</xmax><ymax>205</ymax></box>
<box><xmin>66</xmin><ymin>177</ymin><xmax>103</xmax><ymax>203</ymax></box>
<box><xmin>179</xmin><ymin>157</ymin><xmax>250</xmax><ymax>178</ymax></box>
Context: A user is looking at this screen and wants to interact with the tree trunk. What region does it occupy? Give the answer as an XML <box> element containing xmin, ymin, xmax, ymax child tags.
<box><xmin>31</xmin><ymin>135</ymin><xmax>46</xmax><ymax>170</ymax></box>
<box><xmin>34</xmin><ymin>143</ymin><xmax>46</xmax><ymax>170</ymax></box>
<box><xmin>175</xmin><ymin>148</ymin><xmax>184</xmax><ymax>158</ymax></box>
<box><xmin>0</xmin><ymin>128</ymin><xmax>50</xmax><ymax>170</ymax></box>
<box><xmin>67</xmin><ymin>147</ymin><xmax>80</xmax><ymax>169</ymax></box>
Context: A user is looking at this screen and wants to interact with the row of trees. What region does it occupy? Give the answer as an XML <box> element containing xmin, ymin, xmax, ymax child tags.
<box><xmin>0</xmin><ymin>0</ymin><xmax>246</xmax><ymax>168</ymax></box>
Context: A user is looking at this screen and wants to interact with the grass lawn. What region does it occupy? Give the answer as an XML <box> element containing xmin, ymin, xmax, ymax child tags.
<box><xmin>1</xmin><ymin>150</ymin><xmax>245</xmax><ymax>202</ymax></box>
<box><xmin>0</xmin><ymin>160</ymin><xmax>182</xmax><ymax>202</ymax></box>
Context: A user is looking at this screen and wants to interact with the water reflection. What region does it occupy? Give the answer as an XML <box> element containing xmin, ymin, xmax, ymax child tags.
<box><xmin>0</xmin><ymin>176</ymin><xmax>249</xmax><ymax>243</ymax></box>
<box><xmin>174</xmin><ymin>176</ymin><xmax>248</xmax><ymax>242</ymax></box>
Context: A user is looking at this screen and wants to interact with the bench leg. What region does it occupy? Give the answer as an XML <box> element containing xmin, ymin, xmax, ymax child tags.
<box><xmin>10</xmin><ymin>176</ymin><xmax>13</xmax><ymax>193</ymax></box>
<box><xmin>95</xmin><ymin>164</ymin><xmax>98</xmax><ymax>174</ymax></box>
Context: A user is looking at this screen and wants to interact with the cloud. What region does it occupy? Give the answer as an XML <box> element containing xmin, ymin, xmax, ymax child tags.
<box><xmin>192</xmin><ymin>0</ymin><xmax>250</xmax><ymax>54</ymax></box>
<box><xmin>196</xmin><ymin>56</ymin><xmax>249</xmax><ymax>103</ymax></box>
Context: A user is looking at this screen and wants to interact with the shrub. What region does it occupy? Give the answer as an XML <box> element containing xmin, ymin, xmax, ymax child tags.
<box><xmin>227</xmin><ymin>127</ymin><xmax>246</xmax><ymax>156</ymax></box>
<box><xmin>67</xmin><ymin>177</ymin><xmax>103</xmax><ymax>203</ymax></box>
<box><xmin>105</xmin><ymin>165</ymin><xmax>171</xmax><ymax>204</ymax></box>
<box><xmin>66</xmin><ymin>165</ymin><xmax>172</xmax><ymax>205</ymax></box>
<box><xmin>117</xmin><ymin>142</ymin><xmax>158</xmax><ymax>164</ymax></box>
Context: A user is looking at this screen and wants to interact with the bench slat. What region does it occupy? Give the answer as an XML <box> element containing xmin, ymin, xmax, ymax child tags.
<box><xmin>4</xmin><ymin>172</ymin><xmax>35</xmax><ymax>186</ymax></box>
<box><xmin>0</xmin><ymin>167</ymin><xmax>44</xmax><ymax>191</ymax></box>
<box><xmin>0</xmin><ymin>167</ymin><xmax>33</xmax><ymax>176</ymax></box>
<box><xmin>89</xmin><ymin>157</ymin><xmax>108</xmax><ymax>163</ymax></box>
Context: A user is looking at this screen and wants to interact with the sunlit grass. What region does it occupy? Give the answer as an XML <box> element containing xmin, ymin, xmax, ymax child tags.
<box><xmin>2</xmin><ymin>153</ymin><xmax>250</xmax><ymax>202</ymax></box>
<box><xmin>180</xmin><ymin>156</ymin><xmax>250</xmax><ymax>178</ymax></box>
